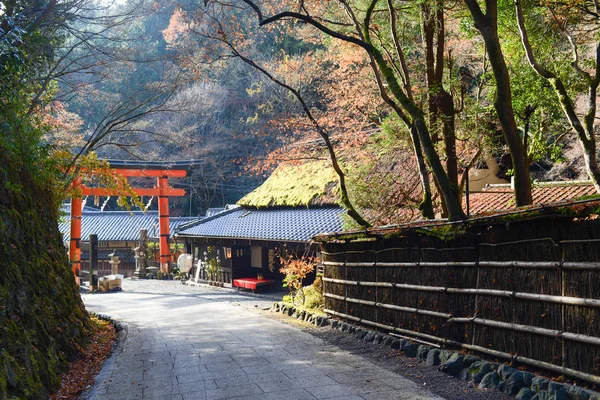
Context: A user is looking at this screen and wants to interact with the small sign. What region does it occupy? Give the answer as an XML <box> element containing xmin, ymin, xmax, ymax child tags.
<box><xmin>268</xmin><ymin>249</ymin><xmax>275</xmax><ymax>272</ymax></box>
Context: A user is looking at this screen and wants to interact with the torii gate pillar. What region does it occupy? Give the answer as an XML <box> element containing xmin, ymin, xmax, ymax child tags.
<box><xmin>69</xmin><ymin>177</ymin><xmax>82</xmax><ymax>278</ymax></box>
<box><xmin>158</xmin><ymin>176</ymin><xmax>171</xmax><ymax>274</ymax></box>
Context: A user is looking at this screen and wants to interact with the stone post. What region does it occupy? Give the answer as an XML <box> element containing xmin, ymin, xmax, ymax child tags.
<box><xmin>89</xmin><ymin>234</ymin><xmax>98</xmax><ymax>290</ymax></box>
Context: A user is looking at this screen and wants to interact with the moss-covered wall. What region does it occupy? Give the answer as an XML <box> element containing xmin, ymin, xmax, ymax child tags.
<box><xmin>0</xmin><ymin>148</ymin><xmax>89</xmax><ymax>399</ymax></box>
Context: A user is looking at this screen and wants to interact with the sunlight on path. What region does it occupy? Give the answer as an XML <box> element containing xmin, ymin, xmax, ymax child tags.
<box><xmin>82</xmin><ymin>280</ymin><xmax>443</xmax><ymax>400</ymax></box>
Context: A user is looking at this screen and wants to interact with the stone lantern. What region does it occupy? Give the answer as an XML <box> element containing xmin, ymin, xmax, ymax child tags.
<box><xmin>134</xmin><ymin>246</ymin><xmax>147</xmax><ymax>279</ymax></box>
<box><xmin>108</xmin><ymin>252</ymin><xmax>120</xmax><ymax>275</ymax></box>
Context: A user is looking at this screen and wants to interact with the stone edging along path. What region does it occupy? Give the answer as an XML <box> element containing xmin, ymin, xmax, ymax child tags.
<box><xmin>270</xmin><ymin>302</ymin><xmax>600</xmax><ymax>400</ymax></box>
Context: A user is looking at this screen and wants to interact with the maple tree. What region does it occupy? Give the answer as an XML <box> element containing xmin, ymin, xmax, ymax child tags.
<box><xmin>223</xmin><ymin>0</ymin><xmax>468</xmax><ymax>221</ymax></box>
<box><xmin>162</xmin><ymin>0</ymin><xmax>376</xmax><ymax>225</ymax></box>
<box><xmin>15</xmin><ymin>0</ymin><xmax>588</xmax><ymax>222</ymax></box>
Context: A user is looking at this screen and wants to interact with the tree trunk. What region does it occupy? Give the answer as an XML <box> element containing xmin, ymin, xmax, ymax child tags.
<box><xmin>410</xmin><ymin>125</ymin><xmax>435</xmax><ymax>219</ymax></box>
<box><xmin>464</xmin><ymin>0</ymin><xmax>532</xmax><ymax>206</ymax></box>
<box><xmin>248</xmin><ymin>0</ymin><xmax>466</xmax><ymax>220</ymax></box>
<box><xmin>413</xmin><ymin>116</ymin><xmax>464</xmax><ymax>219</ymax></box>
<box><xmin>438</xmin><ymin>90</ymin><xmax>459</xmax><ymax>187</ymax></box>
<box><xmin>421</xmin><ymin>0</ymin><xmax>460</xmax><ymax>217</ymax></box>
<box><xmin>422</xmin><ymin>2</ymin><xmax>439</xmax><ymax>141</ymax></box>
<box><xmin>581</xmin><ymin>136</ymin><xmax>600</xmax><ymax>193</ymax></box>
<box><xmin>486</xmin><ymin>34</ymin><xmax>531</xmax><ymax>205</ymax></box>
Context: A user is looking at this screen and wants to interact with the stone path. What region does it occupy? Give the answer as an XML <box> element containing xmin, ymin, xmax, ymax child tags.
<box><xmin>82</xmin><ymin>280</ymin><xmax>444</xmax><ymax>400</ymax></box>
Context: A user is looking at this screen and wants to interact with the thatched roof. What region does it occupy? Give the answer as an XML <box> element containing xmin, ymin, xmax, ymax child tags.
<box><xmin>238</xmin><ymin>161</ymin><xmax>339</xmax><ymax>208</ymax></box>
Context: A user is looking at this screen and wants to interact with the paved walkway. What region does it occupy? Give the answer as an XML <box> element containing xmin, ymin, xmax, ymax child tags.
<box><xmin>82</xmin><ymin>280</ymin><xmax>443</xmax><ymax>400</ymax></box>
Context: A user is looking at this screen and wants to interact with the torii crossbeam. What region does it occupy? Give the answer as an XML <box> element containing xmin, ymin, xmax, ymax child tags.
<box><xmin>69</xmin><ymin>167</ymin><xmax>186</xmax><ymax>279</ymax></box>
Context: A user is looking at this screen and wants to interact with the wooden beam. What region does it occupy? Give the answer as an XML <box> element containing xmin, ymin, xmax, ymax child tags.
<box><xmin>81</xmin><ymin>187</ymin><xmax>186</xmax><ymax>197</ymax></box>
<box><xmin>113</xmin><ymin>169</ymin><xmax>187</xmax><ymax>178</ymax></box>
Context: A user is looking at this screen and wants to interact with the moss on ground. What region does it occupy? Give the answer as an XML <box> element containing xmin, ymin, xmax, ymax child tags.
<box><xmin>238</xmin><ymin>161</ymin><xmax>339</xmax><ymax>208</ymax></box>
<box><xmin>0</xmin><ymin>146</ymin><xmax>90</xmax><ymax>399</ymax></box>
<box><xmin>282</xmin><ymin>276</ymin><xmax>325</xmax><ymax>314</ymax></box>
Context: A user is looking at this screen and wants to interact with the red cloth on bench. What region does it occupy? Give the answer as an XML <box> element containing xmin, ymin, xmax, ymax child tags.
<box><xmin>233</xmin><ymin>278</ymin><xmax>274</xmax><ymax>290</ymax></box>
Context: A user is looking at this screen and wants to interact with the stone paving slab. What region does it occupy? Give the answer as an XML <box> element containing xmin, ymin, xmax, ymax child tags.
<box><xmin>82</xmin><ymin>280</ymin><xmax>444</xmax><ymax>400</ymax></box>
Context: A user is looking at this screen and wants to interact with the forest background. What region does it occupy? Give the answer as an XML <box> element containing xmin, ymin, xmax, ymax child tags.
<box><xmin>3</xmin><ymin>0</ymin><xmax>600</xmax><ymax>227</ymax></box>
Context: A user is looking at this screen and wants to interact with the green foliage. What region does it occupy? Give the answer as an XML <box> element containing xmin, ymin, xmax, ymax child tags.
<box><xmin>282</xmin><ymin>273</ymin><xmax>324</xmax><ymax>310</ymax></box>
<box><xmin>204</xmin><ymin>246</ymin><xmax>222</xmax><ymax>281</ymax></box>
<box><xmin>303</xmin><ymin>274</ymin><xmax>324</xmax><ymax>309</ymax></box>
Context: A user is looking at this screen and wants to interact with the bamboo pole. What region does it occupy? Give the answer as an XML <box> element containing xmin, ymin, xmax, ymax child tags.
<box><xmin>324</xmin><ymin>293</ymin><xmax>451</xmax><ymax>319</ymax></box>
<box><xmin>324</xmin><ymin>308</ymin><xmax>463</xmax><ymax>347</ymax></box>
<box><xmin>471</xmin><ymin>243</ymin><xmax>481</xmax><ymax>349</ymax></box>
<box><xmin>462</xmin><ymin>343</ymin><xmax>600</xmax><ymax>385</ymax></box>
<box><xmin>450</xmin><ymin>317</ymin><xmax>600</xmax><ymax>346</ymax></box>
<box><xmin>326</xmin><ymin>292</ymin><xmax>600</xmax><ymax>346</ymax></box>
<box><xmin>478</xmin><ymin>237</ymin><xmax>559</xmax><ymax>247</ymax></box>
<box><xmin>322</xmin><ymin>277</ymin><xmax>600</xmax><ymax>308</ymax></box>
<box><xmin>561</xmin><ymin>238</ymin><xmax>600</xmax><ymax>244</ymax></box>
<box><xmin>388</xmin><ymin>332</ymin><xmax>441</xmax><ymax>348</ymax></box>
<box><xmin>561</xmin><ymin>239</ymin><xmax>567</xmax><ymax>371</ymax></box>
<box><xmin>322</xmin><ymin>260</ymin><xmax>600</xmax><ymax>270</ymax></box>
<box><xmin>420</xmin><ymin>246</ymin><xmax>477</xmax><ymax>251</ymax></box>
<box><xmin>324</xmin><ymin>309</ymin><xmax>600</xmax><ymax>385</ymax></box>
<box><xmin>562</xmin><ymin>262</ymin><xmax>600</xmax><ymax>270</ymax></box>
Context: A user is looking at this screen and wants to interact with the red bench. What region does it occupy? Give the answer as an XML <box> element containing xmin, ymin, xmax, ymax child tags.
<box><xmin>233</xmin><ymin>278</ymin><xmax>275</xmax><ymax>293</ymax></box>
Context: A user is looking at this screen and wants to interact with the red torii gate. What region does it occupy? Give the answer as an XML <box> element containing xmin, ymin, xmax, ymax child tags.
<box><xmin>69</xmin><ymin>168</ymin><xmax>186</xmax><ymax>278</ymax></box>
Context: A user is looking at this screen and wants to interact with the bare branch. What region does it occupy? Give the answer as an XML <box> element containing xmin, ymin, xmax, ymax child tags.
<box><xmin>386</xmin><ymin>0</ymin><xmax>413</xmax><ymax>101</ymax></box>
<box><xmin>566</xmin><ymin>33</ymin><xmax>592</xmax><ymax>83</ymax></box>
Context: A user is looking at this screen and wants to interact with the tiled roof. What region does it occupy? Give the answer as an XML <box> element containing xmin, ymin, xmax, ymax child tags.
<box><xmin>58</xmin><ymin>211</ymin><xmax>196</xmax><ymax>242</ymax></box>
<box><xmin>150</xmin><ymin>216</ymin><xmax>199</xmax><ymax>239</ymax></box>
<box><xmin>176</xmin><ymin>206</ymin><xmax>344</xmax><ymax>242</ymax></box>
<box><xmin>205</xmin><ymin>207</ymin><xmax>226</xmax><ymax>217</ymax></box>
<box><xmin>466</xmin><ymin>184</ymin><xmax>597</xmax><ymax>215</ymax></box>
<box><xmin>61</xmin><ymin>203</ymin><xmax>100</xmax><ymax>213</ymax></box>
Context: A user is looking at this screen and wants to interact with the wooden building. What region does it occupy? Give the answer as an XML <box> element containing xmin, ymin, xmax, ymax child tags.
<box><xmin>175</xmin><ymin>162</ymin><xmax>344</xmax><ymax>287</ymax></box>
<box><xmin>175</xmin><ymin>206</ymin><xmax>343</xmax><ymax>286</ymax></box>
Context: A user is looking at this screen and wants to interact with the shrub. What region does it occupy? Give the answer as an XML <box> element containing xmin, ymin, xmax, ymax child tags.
<box><xmin>279</xmin><ymin>255</ymin><xmax>316</xmax><ymax>306</ymax></box>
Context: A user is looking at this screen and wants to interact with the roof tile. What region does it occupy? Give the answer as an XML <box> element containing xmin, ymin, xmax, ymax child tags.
<box><xmin>58</xmin><ymin>210</ymin><xmax>196</xmax><ymax>242</ymax></box>
<box><xmin>176</xmin><ymin>207</ymin><xmax>344</xmax><ymax>242</ymax></box>
<box><xmin>466</xmin><ymin>184</ymin><xmax>597</xmax><ymax>215</ymax></box>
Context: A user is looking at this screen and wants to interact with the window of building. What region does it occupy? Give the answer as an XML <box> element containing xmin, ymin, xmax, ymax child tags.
<box><xmin>250</xmin><ymin>246</ymin><xmax>262</xmax><ymax>268</ymax></box>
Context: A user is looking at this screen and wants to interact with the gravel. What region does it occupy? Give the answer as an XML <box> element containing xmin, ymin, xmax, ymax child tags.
<box><xmin>301</xmin><ymin>327</ymin><xmax>513</xmax><ymax>400</ymax></box>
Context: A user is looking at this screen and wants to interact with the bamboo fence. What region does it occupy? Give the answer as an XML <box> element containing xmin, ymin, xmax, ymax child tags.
<box><xmin>320</xmin><ymin>218</ymin><xmax>600</xmax><ymax>384</ymax></box>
